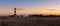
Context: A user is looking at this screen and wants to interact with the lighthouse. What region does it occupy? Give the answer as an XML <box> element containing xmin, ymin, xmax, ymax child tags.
<box><xmin>13</xmin><ymin>8</ymin><xmax>23</xmax><ymax>17</ymax></box>
<box><xmin>14</xmin><ymin>8</ymin><xmax>16</xmax><ymax>17</ymax></box>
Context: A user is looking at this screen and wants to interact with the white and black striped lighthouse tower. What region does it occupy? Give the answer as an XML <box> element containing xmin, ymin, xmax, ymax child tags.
<box><xmin>14</xmin><ymin>8</ymin><xmax>16</xmax><ymax>17</ymax></box>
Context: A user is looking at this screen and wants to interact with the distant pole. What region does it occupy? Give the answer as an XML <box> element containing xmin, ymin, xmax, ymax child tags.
<box><xmin>14</xmin><ymin>8</ymin><xmax>16</xmax><ymax>17</ymax></box>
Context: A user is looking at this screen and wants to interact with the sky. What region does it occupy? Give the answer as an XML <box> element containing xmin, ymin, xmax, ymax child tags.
<box><xmin>0</xmin><ymin>0</ymin><xmax>60</xmax><ymax>15</ymax></box>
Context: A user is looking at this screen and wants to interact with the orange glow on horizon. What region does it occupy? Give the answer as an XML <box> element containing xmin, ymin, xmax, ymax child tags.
<box><xmin>16</xmin><ymin>10</ymin><xmax>60</xmax><ymax>15</ymax></box>
<box><xmin>0</xmin><ymin>10</ymin><xmax>60</xmax><ymax>15</ymax></box>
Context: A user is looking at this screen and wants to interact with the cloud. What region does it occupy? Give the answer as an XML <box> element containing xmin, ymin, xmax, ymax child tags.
<box><xmin>47</xmin><ymin>9</ymin><xmax>58</xmax><ymax>11</ymax></box>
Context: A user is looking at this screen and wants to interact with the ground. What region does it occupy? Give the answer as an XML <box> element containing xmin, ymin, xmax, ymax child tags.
<box><xmin>0</xmin><ymin>17</ymin><xmax>60</xmax><ymax>26</ymax></box>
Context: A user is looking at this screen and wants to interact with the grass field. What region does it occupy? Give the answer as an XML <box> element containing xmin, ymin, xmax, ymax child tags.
<box><xmin>0</xmin><ymin>17</ymin><xmax>60</xmax><ymax>26</ymax></box>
